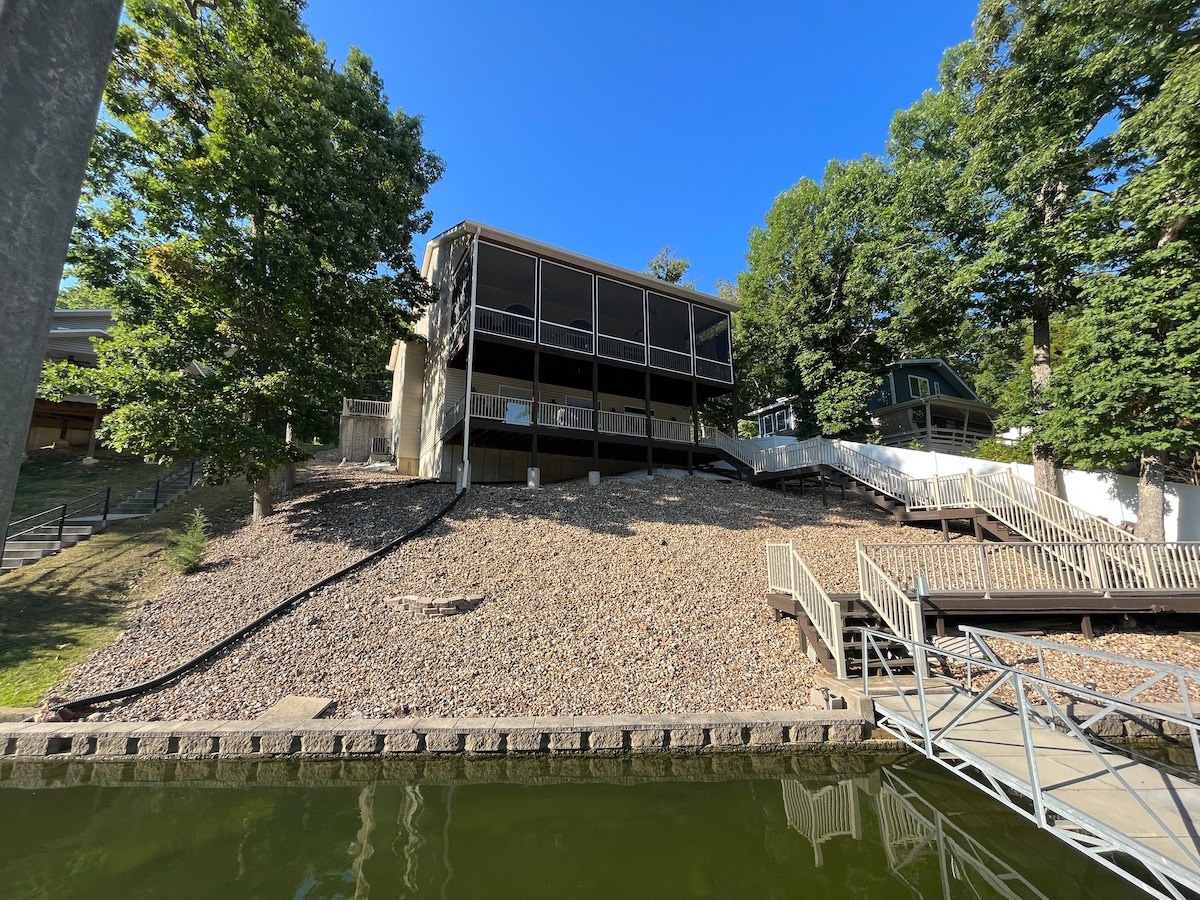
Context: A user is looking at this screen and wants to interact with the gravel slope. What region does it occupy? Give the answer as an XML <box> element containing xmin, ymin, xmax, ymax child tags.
<box><xmin>59</xmin><ymin>463</ymin><xmax>940</xmax><ymax>720</ymax></box>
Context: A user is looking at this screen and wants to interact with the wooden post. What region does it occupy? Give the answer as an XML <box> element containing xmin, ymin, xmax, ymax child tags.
<box><xmin>84</xmin><ymin>406</ymin><xmax>101</xmax><ymax>459</ymax></box>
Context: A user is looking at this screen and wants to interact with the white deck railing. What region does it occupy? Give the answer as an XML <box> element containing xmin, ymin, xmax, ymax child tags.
<box><xmin>343</xmin><ymin>398</ymin><xmax>391</xmax><ymax>418</ymax></box>
<box><xmin>767</xmin><ymin>540</ymin><xmax>848</xmax><ymax>679</ymax></box>
<box><xmin>856</xmin><ymin>539</ymin><xmax>926</xmax><ymax>649</ymax></box>
<box><xmin>967</xmin><ymin>470</ymin><xmax>1136</xmax><ymax>544</ymax></box>
<box><xmin>598</xmin><ymin>410</ymin><xmax>648</xmax><ymax>438</ymax></box>
<box><xmin>539</xmin><ymin>401</ymin><xmax>593</xmax><ymax>431</ymax></box>
<box><xmin>650</xmin><ymin>418</ymin><xmax>692</xmax><ymax>444</ymax></box>
<box><xmin>781</xmin><ymin>779</ymin><xmax>861</xmax><ymax>867</ymax></box>
<box><xmin>863</xmin><ymin>541</ymin><xmax>1200</xmax><ymax>596</ymax></box>
<box><xmin>471</xmin><ymin>391</ymin><xmax>533</xmax><ymax>425</ymax></box>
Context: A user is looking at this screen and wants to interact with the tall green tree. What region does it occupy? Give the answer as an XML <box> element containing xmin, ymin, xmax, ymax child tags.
<box><xmin>644</xmin><ymin>246</ymin><xmax>695</xmax><ymax>288</ymax></box>
<box><xmin>1044</xmin><ymin>32</ymin><xmax>1200</xmax><ymax>540</ymax></box>
<box><xmin>49</xmin><ymin>0</ymin><xmax>442</xmax><ymax>519</ymax></box>
<box><xmin>736</xmin><ymin>157</ymin><xmax>905</xmax><ymax>436</ymax></box>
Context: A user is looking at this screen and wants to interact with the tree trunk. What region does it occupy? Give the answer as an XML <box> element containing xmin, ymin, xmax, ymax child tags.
<box><xmin>253</xmin><ymin>474</ymin><xmax>272</xmax><ymax>522</ymax></box>
<box><xmin>1029</xmin><ymin>302</ymin><xmax>1062</xmax><ymax>498</ymax></box>
<box><xmin>1134</xmin><ymin>450</ymin><xmax>1166</xmax><ymax>542</ymax></box>
<box><xmin>280</xmin><ymin>421</ymin><xmax>295</xmax><ymax>493</ymax></box>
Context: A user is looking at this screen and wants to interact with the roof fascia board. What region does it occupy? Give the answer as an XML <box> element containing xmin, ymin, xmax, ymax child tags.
<box><xmin>422</xmin><ymin>220</ymin><xmax>740</xmax><ymax>312</ymax></box>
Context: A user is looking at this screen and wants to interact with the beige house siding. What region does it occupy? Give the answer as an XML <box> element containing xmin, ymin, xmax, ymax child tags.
<box><xmin>389</xmin><ymin>340</ymin><xmax>426</xmax><ymax>475</ymax></box>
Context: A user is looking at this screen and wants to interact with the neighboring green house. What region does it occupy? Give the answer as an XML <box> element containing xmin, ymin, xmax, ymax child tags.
<box><xmin>748</xmin><ymin>359</ymin><xmax>998</xmax><ymax>453</ymax></box>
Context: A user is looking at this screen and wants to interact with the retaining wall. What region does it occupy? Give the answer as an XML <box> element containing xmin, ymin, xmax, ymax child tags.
<box><xmin>0</xmin><ymin>711</ymin><xmax>878</xmax><ymax>761</ymax></box>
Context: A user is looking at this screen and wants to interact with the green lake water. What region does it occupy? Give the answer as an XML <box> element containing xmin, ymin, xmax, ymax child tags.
<box><xmin>0</xmin><ymin>755</ymin><xmax>1137</xmax><ymax>899</ymax></box>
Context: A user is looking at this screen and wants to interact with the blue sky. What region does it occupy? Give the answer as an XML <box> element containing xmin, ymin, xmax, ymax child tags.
<box><xmin>302</xmin><ymin>1</ymin><xmax>979</xmax><ymax>295</ymax></box>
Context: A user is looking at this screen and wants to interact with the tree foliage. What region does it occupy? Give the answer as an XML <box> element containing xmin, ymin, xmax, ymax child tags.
<box><xmin>644</xmin><ymin>246</ymin><xmax>695</xmax><ymax>288</ymax></box>
<box><xmin>47</xmin><ymin>0</ymin><xmax>442</xmax><ymax>518</ymax></box>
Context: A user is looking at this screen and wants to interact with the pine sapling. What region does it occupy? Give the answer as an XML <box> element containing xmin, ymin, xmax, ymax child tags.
<box><xmin>165</xmin><ymin>508</ymin><xmax>209</xmax><ymax>574</ymax></box>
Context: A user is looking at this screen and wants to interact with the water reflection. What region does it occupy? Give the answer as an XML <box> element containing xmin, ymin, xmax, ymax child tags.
<box><xmin>0</xmin><ymin>756</ymin><xmax>1131</xmax><ymax>899</ymax></box>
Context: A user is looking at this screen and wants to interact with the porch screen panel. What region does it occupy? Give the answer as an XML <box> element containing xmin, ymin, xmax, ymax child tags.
<box><xmin>596</xmin><ymin>278</ymin><xmax>645</xmax><ymax>363</ymax></box>
<box><xmin>692</xmin><ymin>307</ymin><xmax>730</xmax><ymax>362</ymax></box>
<box><xmin>540</xmin><ymin>261</ymin><xmax>594</xmax><ymax>352</ymax></box>
<box><xmin>476</xmin><ymin>243</ymin><xmax>536</xmax><ymax>316</ymax></box>
<box><xmin>647</xmin><ymin>292</ymin><xmax>692</xmax><ymax>373</ymax></box>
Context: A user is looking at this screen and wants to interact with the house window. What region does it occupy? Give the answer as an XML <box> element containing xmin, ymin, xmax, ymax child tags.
<box><xmin>647</xmin><ymin>292</ymin><xmax>691</xmax><ymax>353</ymax></box>
<box><xmin>539</xmin><ymin>261</ymin><xmax>593</xmax><ymax>331</ymax></box>
<box><xmin>760</xmin><ymin>414</ymin><xmax>775</xmax><ymax>436</ymax></box>
<box><xmin>596</xmin><ymin>278</ymin><xmax>644</xmax><ymax>342</ymax></box>
<box><xmin>775</xmin><ymin>410</ymin><xmax>787</xmax><ymax>433</ymax></box>
<box><xmin>909</xmin><ymin>375</ymin><xmax>931</xmax><ymax>398</ymax></box>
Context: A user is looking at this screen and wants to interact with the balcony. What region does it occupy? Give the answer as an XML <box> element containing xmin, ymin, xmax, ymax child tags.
<box><xmin>342</xmin><ymin>398</ymin><xmax>391</xmax><ymax>418</ymax></box>
<box><xmin>471</xmin><ymin>307</ymin><xmax>733</xmax><ymax>384</ymax></box>
<box><xmin>444</xmin><ymin>392</ymin><xmax>697</xmax><ymax>444</ymax></box>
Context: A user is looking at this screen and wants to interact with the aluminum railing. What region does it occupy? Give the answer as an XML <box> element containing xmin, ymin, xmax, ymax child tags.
<box><xmin>649</xmin><ymin>345</ymin><xmax>692</xmax><ymax>374</ymax></box>
<box><xmin>596</xmin><ymin>333</ymin><xmax>646</xmax><ymax>365</ymax></box>
<box><xmin>539</xmin><ymin>320</ymin><xmax>594</xmax><ymax>354</ymax></box>
<box><xmin>598</xmin><ymin>410</ymin><xmax>648</xmax><ymax>438</ymax></box>
<box><xmin>475</xmin><ymin>305</ymin><xmax>535</xmax><ymax>341</ymax></box>
<box><xmin>768</xmin><ymin>540</ymin><xmax>848</xmax><ymax>678</ymax></box>
<box><xmin>650</xmin><ymin>418</ymin><xmax>692</xmax><ymax>444</ymax></box>
<box><xmin>443</xmin><ymin>396</ymin><xmax>466</xmax><ymax>431</ymax></box>
<box><xmin>864</xmin><ymin>625</ymin><xmax>1200</xmax><ymax>900</ymax></box>
<box><xmin>695</xmin><ymin>356</ymin><xmax>734</xmax><ymax>384</ymax></box>
<box><xmin>538</xmin><ymin>401</ymin><xmax>593</xmax><ymax>431</ymax></box>
<box><xmin>862</xmin><ymin>540</ymin><xmax>1200</xmax><ymax>596</ymax></box>
<box><xmin>342</xmin><ymin>398</ymin><xmax>391</xmax><ymax>417</ymax></box>
<box><xmin>968</xmin><ymin>469</ymin><xmax>1138</xmax><ymax>544</ymax></box>
<box><xmin>856</xmin><ymin>539</ymin><xmax>926</xmax><ymax>648</ymax></box>
<box><xmin>471</xmin><ymin>391</ymin><xmax>533</xmax><ymax>425</ymax></box>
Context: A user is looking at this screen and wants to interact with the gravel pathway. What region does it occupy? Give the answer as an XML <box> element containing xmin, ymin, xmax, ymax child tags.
<box><xmin>60</xmin><ymin>464</ymin><xmax>940</xmax><ymax>720</ymax></box>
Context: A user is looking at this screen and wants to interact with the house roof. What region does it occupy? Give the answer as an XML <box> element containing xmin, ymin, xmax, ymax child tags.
<box><xmin>884</xmin><ymin>358</ymin><xmax>982</xmax><ymax>402</ymax></box>
<box><xmin>421</xmin><ymin>220</ymin><xmax>740</xmax><ymax>312</ymax></box>
<box><xmin>745</xmin><ymin>397</ymin><xmax>795</xmax><ymax>418</ymax></box>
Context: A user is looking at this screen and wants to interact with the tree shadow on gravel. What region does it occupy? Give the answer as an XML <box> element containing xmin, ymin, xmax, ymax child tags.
<box><xmin>276</xmin><ymin>477</ymin><xmax>457</xmax><ymax>552</ymax></box>
<box><xmin>438</xmin><ymin>477</ymin><xmax>907</xmax><ymax>539</ymax></box>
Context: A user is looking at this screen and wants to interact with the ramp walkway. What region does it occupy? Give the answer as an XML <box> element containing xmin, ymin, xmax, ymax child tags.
<box><xmin>703</xmin><ymin>429</ymin><xmax>1136</xmax><ymax>546</ymax></box>
<box><xmin>865</xmin><ymin>625</ymin><xmax>1200</xmax><ymax>900</ymax></box>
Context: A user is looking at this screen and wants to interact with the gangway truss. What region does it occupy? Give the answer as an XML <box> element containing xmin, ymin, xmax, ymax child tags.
<box><xmin>863</xmin><ymin>625</ymin><xmax>1200</xmax><ymax>900</ymax></box>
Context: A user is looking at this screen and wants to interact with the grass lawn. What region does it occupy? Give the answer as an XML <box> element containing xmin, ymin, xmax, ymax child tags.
<box><xmin>0</xmin><ymin>478</ymin><xmax>252</xmax><ymax>708</ymax></box>
<box><xmin>10</xmin><ymin>451</ymin><xmax>169</xmax><ymax>522</ymax></box>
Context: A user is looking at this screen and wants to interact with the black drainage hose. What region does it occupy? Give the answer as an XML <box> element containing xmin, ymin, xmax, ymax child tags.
<box><xmin>55</xmin><ymin>486</ymin><xmax>467</xmax><ymax>716</ymax></box>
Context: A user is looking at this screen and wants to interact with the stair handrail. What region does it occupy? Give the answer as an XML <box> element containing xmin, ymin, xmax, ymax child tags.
<box><xmin>2</xmin><ymin>486</ymin><xmax>112</xmax><ymax>563</ymax></box>
<box><xmin>855</xmin><ymin>539</ymin><xmax>926</xmax><ymax>649</ymax></box>
<box><xmin>967</xmin><ymin>469</ymin><xmax>1139</xmax><ymax>544</ymax></box>
<box><xmin>767</xmin><ymin>540</ymin><xmax>848</xmax><ymax>679</ymax></box>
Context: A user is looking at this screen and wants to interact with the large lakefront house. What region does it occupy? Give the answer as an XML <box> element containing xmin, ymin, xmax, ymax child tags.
<box><xmin>341</xmin><ymin>222</ymin><xmax>739</xmax><ymax>483</ymax></box>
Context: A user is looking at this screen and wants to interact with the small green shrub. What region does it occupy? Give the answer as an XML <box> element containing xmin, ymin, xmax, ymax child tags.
<box><xmin>165</xmin><ymin>508</ymin><xmax>209</xmax><ymax>574</ymax></box>
<box><xmin>971</xmin><ymin>436</ymin><xmax>1033</xmax><ymax>464</ymax></box>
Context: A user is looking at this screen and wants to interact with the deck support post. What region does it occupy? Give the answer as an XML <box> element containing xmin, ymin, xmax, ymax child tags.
<box><xmin>531</xmin><ymin>347</ymin><xmax>540</xmax><ymax>469</ymax></box>
<box><xmin>644</xmin><ymin>369</ymin><xmax>653</xmax><ymax>476</ymax></box>
<box><xmin>941</xmin><ymin>519</ymin><xmax>950</xmax><ymax>542</ymax></box>
<box><xmin>1082</xmin><ymin>615</ymin><xmax>1094</xmax><ymax>640</ymax></box>
<box><xmin>591</xmin><ymin>359</ymin><xmax>599</xmax><ymax>470</ymax></box>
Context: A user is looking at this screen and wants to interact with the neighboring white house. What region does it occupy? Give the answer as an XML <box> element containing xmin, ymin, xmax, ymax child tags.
<box><xmin>342</xmin><ymin>221</ymin><xmax>739</xmax><ymax>483</ymax></box>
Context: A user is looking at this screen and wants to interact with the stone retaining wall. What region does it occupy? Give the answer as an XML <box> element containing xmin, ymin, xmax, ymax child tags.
<box><xmin>0</xmin><ymin>711</ymin><xmax>877</xmax><ymax>761</ymax></box>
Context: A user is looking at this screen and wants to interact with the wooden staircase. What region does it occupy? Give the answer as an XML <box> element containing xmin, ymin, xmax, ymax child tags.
<box><xmin>768</xmin><ymin>590</ymin><xmax>918</xmax><ymax>678</ymax></box>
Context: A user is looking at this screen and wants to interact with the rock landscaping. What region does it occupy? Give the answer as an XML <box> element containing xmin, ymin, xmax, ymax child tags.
<box><xmin>56</xmin><ymin>458</ymin><xmax>940</xmax><ymax>721</ymax></box>
<box><xmin>51</xmin><ymin>457</ymin><xmax>1200</xmax><ymax>725</ymax></box>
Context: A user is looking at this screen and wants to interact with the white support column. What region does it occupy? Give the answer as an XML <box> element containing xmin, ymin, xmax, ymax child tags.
<box><xmin>460</xmin><ymin>228</ymin><xmax>481</xmax><ymax>487</ymax></box>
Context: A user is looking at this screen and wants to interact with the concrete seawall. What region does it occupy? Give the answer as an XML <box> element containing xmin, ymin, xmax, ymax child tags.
<box><xmin>1</xmin><ymin>711</ymin><xmax>880</xmax><ymax>760</ymax></box>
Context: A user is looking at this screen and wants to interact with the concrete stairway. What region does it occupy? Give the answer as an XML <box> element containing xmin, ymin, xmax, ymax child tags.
<box><xmin>1</xmin><ymin>459</ymin><xmax>203</xmax><ymax>575</ymax></box>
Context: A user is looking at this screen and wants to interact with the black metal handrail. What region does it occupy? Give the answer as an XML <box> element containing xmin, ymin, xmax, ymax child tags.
<box><xmin>2</xmin><ymin>486</ymin><xmax>112</xmax><ymax>559</ymax></box>
<box><xmin>2</xmin><ymin>457</ymin><xmax>204</xmax><ymax>565</ymax></box>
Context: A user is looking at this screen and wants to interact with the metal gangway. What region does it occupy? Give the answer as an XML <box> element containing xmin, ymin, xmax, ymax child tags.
<box><xmin>864</xmin><ymin>625</ymin><xmax>1200</xmax><ymax>900</ymax></box>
